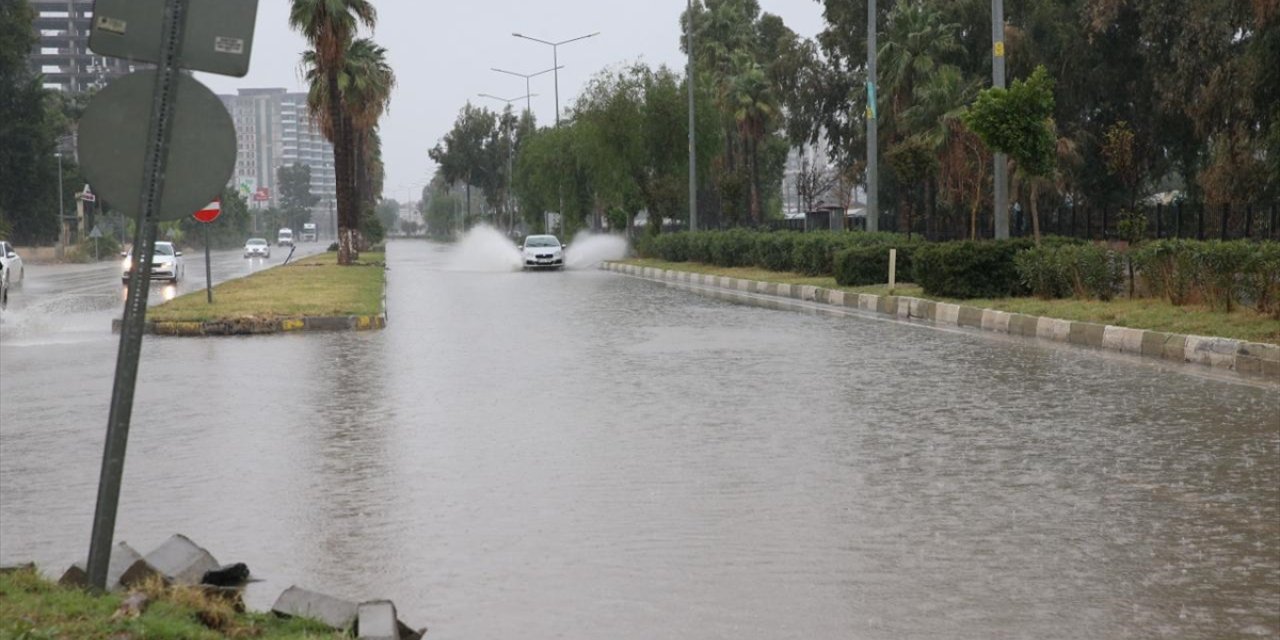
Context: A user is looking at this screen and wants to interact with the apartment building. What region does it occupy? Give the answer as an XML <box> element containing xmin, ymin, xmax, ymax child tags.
<box><xmin>28</xmin><ymin>0</ymin><xmax>136</xmax><ymax>93</ymax></box>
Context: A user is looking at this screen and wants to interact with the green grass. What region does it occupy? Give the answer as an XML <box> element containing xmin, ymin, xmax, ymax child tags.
<box><xmin>149</xmin><ymin>252</ymin><xmax>385</xmax><ymax>323</ymax></box>
<box><xmin>0</xmin><ymin>569</ymin><xmax>345</xmax><ymax>639</ymax></box>
<box><xmin>624</xmin><ymin>258</ymin><xmax>1280</xmax><ymax>345</ymax></box>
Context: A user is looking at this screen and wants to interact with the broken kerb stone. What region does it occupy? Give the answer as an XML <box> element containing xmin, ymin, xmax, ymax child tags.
<box><xmin>357</xmin><ymin>600</ymin><xmax>399</xmax><ymax>640</ymax></box>
<box><xmin>58</xmin><ymin>541</ymin><xmax>156</xmax><ymax>590</ymax></box>
<box><xmin>143</xmin><ymin>534</ymin><xmax>219</xmax><ymax>585</ymax></box>
<box><xmin>272</xmin><ymin>585</ymin><xmax>358</xmax><ymax>631</ymax></box>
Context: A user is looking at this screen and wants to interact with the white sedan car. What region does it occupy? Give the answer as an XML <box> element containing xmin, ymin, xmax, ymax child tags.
<box><xmin>519</xmin><ymin>235</ymin><xmax>566</xmax><ymax>270</ymax></box>
<box><xmin>0</xmin><ymin>240</ymin><xmax>23</xmax><ymax>288</ymax></box>
<box><xmin>121</xmin><ymin>241</ymin><xmax>184</xmax><ymax>284</ymax></box>
<box><xmin>244</xmin><ymin>237</ymin><xmax>271</xmax><ymax>259</ymax></box>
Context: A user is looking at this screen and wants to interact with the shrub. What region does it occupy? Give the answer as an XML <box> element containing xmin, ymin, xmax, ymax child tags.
<box><xmin>1016</xmin><ymin>244</ymin><xmax>1124</xmax><ymax>301</ymax></box>
<box><xmin>1014</xmin><ymin>246</ymin><xmax>1071</xmax><ymax>299</ymax></box>
<box><xmin>834</xmin><ymin>244</ymin><xmax>916</xmax><ymax>286</ymax></box>
<box><xmin>685</xmin><ymin>231</ymin><xmax>714</xmax><ymax>264</ymax></box>
<box><xmin>913</xmin><ymin>239</ymin><xmax>1035</xmax><ymax>298</ymax></box>
<box><xmin>1241</xmin><ymin>241</ymin><xmax>1280</xmax><ymax>318</ymax></box>
<box><xmin>1132</xmin><ymin>239</ymin><xmax>1198</xmax><ymax>305</ymax></box>
<box><xmin>752</xmin><ymin>232</ymin><xmax>799</xmax><ymax>272</ymax></box>
<box><xmin>708</xmin><ymin>228</ymin><xmax>755</xmax><ymax>267</ymax></box>
<box><xmin>66</xmin><ymin>236</ymin><xmax>122</xmax><ymax>263</ymax></box>
<box><xmin>1195</xmin><ymin>240</ymin><xmax>1255</xmax><ymax>312</ymax></box>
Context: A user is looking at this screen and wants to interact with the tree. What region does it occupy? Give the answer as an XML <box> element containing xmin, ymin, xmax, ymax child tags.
<box><xmin>277</xmin><ymin>163</ymin><xmax>320</xmax><ymax>233</ymax></box>
<box><xmin>0</xmin><ymin>1</ymin><xmax>62</xmax><ymax>244</ymax></box>
<box><xmin>963</xmin><ymin>66</ymin><xmax>1057</xmax><ymax>244</ymax></box>
<box><xmin>289</xmin><ymin>0</ymin><xmax>376</xmax><ymax>265</ymax></box>
<box><xmin>375</xmin><ymin>199</ymin><xmax>399</xmax><ymax>235</ymax></box>
<box><xmin>429</xmin><ymin>104</ymin><xmax>499</xmax><ymax>223</ymax></box>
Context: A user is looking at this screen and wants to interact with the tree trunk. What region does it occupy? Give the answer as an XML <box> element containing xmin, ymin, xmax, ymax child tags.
<box><xmin>748</xmin><ymin>135</ymin><xmax>761</xmax><ymax>225</ymax></box>
<box><xmin>328</xmin><ymin>69</ymin><xmax>354</xmax><ymax>265</ymax></box>
<box><xmin>1030</xmin><ymin>182</ymin><xmax>1042</xmax><ymax>246</ymax></box>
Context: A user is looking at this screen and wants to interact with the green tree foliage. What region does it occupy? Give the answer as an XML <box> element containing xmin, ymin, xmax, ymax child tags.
<box><xmin>429</xmin><ymin>104</ymin><xmax>499</xmax><ymax>224</ymax></box>
<box><xmin>1</xmin><ymin>1</ymin><xmax>60</xmax><ymax>244</ymax></box>
<box><xmin>277</xmin><ymin>163</ymin><xmax>320</xmax><ymax>233</ymax></box>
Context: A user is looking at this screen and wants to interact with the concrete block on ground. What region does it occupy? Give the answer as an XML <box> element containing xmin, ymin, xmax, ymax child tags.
<box><xmin>1102</xmin><ymin>326</ymin><xmax>1144</xmax><ymax>354</ymax></box>
<box><xmin>737</xmin><ymin>278</ymin><xmax>750</xmax><ymax>292</ymax></box>
<box><xmin>1036</xmin><ymin>317</ymin><xmax>1071</xmax><ymax>342</ymax></box>
<box><xmin>1068</xmin><ymin>322</ymin><xmax>1106</xmax><ymax>347</ymax></box>
<box><xmin>1238</xmin><ymin>342</ymin><xmax>1280</xmax><ymax>363</ymax></box>
<box><xmin>272</xmin><ymin>585</ymin><xmax>358</xmax><ymax>631</ymax></box>
<box><xmin>1007</xmin><ymin>314</ymin><xmax>1037</xmax><ymax>336</ymax></box>
<box><xmin>1185</xmin><ymin>335</ymin><xmax>1240</xmax><ymax>368</ymax></box>
<box><xmin>858</xmin><ymin>294</ymin><xmax>877</xmax><ymax>312</ymax></box>
<box><xmin>58</xmin><ymin>541</ymin><xmax>150</xmax><ymax>590</ymax></box>
<box><xmin>357</xmin><ymin>600</ymin><xmax>399</xmax><ymax>639</ymax></box>
<box><xmin>776</xmin><ymin>283</ymin><xmax>792</xmax><ymax>298</ymax></box>
<box><xmin>143</xmin><ymin>534</ymin><xmax>219</xmax><ymax>585</ymax></box>
<box><xmin>1162</xmin><ymin>334</ymin><xmax>1188</xmax><ymax>361</ymax></box>
<box><xmin>828</xmin><ymin>290</ymin><xmax>845</xmax><ymax>306</ymax></box>
<box><xmin>981</xmin><ymin>309</ymin><xmax>1011</xmax><ymax>333</ymax></box>
<box><xmin>957</xmin><ymin>305</ymin><xmax>983</xmax><ymax>328</ymax></box>
<box><xmin>1140</xmin><ymin>331</ymin><xmax>1170</xmax><ymax>357</ymax></box>
<box><xmin>799</xmin><ymin>285</ymin><xmax>817</xmax><ymax>301</ymax></box>
<box><xmin>935</xmin><ymin>302</ymin><xmax>960</xmax><ymax>326</ymax></box>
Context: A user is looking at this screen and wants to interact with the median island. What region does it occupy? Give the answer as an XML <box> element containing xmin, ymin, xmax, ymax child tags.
<box><xmin>137</xmin><ymin>252</ymin><xmax>386</xmax><ymax>335</ymax></box>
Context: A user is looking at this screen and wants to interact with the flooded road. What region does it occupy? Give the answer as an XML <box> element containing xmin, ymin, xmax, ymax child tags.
<box><xmin>1</xmin><ymin>239</ymin><xmax>1277</xmax><ymax>639</ymax></box>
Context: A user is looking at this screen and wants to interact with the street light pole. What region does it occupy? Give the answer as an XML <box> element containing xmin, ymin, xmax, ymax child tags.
<box><xmin>56</xmin><ymin>152</ymin><xmax>66</xmax><ymax>254</ymax></box>
<box><xmin>512</xmin><ymin>31</ymin><xmax>599</xmax><ymax>127</ymax></box>
<box><xmin>992</xmin><ymin>0</ymin><xmax>1009</xmax><ymax>239</ymax></box>
<box><xmin>866</xmin><ymin>0</ymin><xmax>879</xmax><ymax>233</ymax></box>
<box><xmin>686</xmin><ymin>0</ymin><xmax>697</xmax><ymax>232</ymax></box>
<box><xmin>491</xmin><ymin>67</ymin><xmax>559</xmax><ymax>116</ymax></box>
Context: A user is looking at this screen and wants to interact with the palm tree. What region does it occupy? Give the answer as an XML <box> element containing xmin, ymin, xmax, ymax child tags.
<box><xmin>877</xmin><ymin>0</ymin><xmax>963</xmax><ymax>128</ymax></box>
<box><xmin>289</xmin><ymin>0</ymin><xmax>376</xmax><ymax>265</ymax></box>
<box><xmin>728</xmin><ymin>53</ymin><xmax>776</xmax><ymax>224</ymax></box>
<box><xmin>302</xmin><ymin>38</ymin><xmax>394</xmax><ymax>253</ymax></box>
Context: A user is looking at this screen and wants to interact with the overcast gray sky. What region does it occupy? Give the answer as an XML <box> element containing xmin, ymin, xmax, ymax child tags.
<box><xmin>196</xmin><ymin>1</ymin><xmax>826</xmax><ymax>203</ymax></box>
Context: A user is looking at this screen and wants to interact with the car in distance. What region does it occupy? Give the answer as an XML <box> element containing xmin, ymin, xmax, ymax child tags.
<box><xmin>244</xmin><ymin>237</ymin><xmax>271</xmax><ymax>259</ymax></box>
<box><xmin>277</xmin><ymin>228</ymin><xmax>294</xmax><ymax>247</ymax></box>
<box><xmin>0</xmin><ymin>240</ymin><xmax>23</xmax><ymax>288</ymax></box>
<box><xmin>300</xmin><ymin>223</ymin><xmax>317</xmax><ymax>242</ymax></box>
<box><xmin>121</xmin><ymin>241</ymin><xmax>184</xmax><ymax>284</ymax></box>
<box><xmin>519</xmin><ymin>235</ymin><xmax>566</xmax><ymax>270</ymax></box>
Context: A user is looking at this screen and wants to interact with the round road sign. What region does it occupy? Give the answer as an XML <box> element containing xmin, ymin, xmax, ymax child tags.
<box><xmin>193</xmin><ymin>199</ymin><xmax>221</xmax><ymax>223</ymax></box>
<box><xmin>78</xmin><ymin>70</ymin><xmax>236</xmax><ymax>221</ymax></box>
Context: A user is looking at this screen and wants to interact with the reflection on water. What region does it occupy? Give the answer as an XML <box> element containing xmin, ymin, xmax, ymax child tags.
<box><xmin>1</xmin><ymin>240</ymin><xmax>1277</xmax><ymax>640</ymax></box>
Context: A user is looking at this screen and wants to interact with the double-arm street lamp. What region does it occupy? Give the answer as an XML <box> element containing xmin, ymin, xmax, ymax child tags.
<box><xmin>491</xmin><ymin>66</ymin><xmax>560</xmax><ymax>115</ymax></box>
<box><xmin>511</xmin><ymin>31</ymin><xmax>599</xmax><ymax>126</ymax></box>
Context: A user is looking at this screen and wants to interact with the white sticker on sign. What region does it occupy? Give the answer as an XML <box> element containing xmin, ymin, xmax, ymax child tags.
<box><xmin>96</xmin><ymin>16</ymin><xmax>127</xmax><ymax>35</ymax></box>
<box><xmin>214</xmin><ymin>36</ymin><xmax>245</xmax><ymax>55</ymax></box>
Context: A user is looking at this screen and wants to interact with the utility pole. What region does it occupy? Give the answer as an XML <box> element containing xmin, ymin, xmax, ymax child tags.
<box><xmin>687</xmin><ymin>0</ymin><xmax>697</xmax><ymax>231</ymax></box>
<box><xmin>866</xmin><ymin>0</ymin><xmax>878</xmax><ymax>233</ymax></box>
<box><xmin>992</xmin><ymin>0</ymin><xmax>1009</xmax><ymax>239</ymax></box>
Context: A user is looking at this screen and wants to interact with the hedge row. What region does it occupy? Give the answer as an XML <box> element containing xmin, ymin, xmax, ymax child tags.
<box><xmin>1132</xmin><ymin>239</ymin><xmax>1280</xmax><ymax>315</ymax></box>
<box><xmin>636</xmin><ymin>230</ymin><xmax>913</xmax><ymax>276</ymax></box>
<box><xmin>636</xmin><ymin>231</ymin><xmax>1280</xmax><ymax>314</ymax></box>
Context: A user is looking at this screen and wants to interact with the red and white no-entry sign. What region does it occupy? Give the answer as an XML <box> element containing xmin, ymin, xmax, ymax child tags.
<box><xmin>193</xmin><ymin>199</ymin><xmax>221</xmax><ymax>223</ymax></box>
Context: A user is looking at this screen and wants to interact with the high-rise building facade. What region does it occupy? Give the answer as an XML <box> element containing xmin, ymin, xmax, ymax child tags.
<box><xmin>29</xmin><ymin>0</ymin><xmax>136</xmax><ymax>93</ymax></box>
<box><xmin>219</xmin><ymin>89</ymin><xmax>336</xmax><ymax>235</ymax></box>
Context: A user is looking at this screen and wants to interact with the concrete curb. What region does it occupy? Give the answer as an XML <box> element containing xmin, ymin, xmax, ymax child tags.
<box><xmin>111</xmin><ymin>314</ymin><xmax>387</xmax><ymax>336</ymax></box>
<box><xmin>603</xmin><ymin>262</ymin><xmax>1280</xmax><ymax>381</ymax></box>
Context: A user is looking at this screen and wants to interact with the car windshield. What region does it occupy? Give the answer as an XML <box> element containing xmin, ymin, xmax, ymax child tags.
<box><xmin>525</xmin><ymin>237</ymin><xmax>560</xmax><ymax>248</ymax></box>
<box><xmin>247</xmin><ymin>239</ymin><xmax>267</xmax><ymax>246</ymax></box>
<box><xmin>152</xmin><ymin>244</ymin><xmax>174</xmax><ymax>256</ymax></box>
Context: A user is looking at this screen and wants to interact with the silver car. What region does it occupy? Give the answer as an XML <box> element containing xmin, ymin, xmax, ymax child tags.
<box><xmin>121</xmin><ymin>241</ymin><xmax>184</xmax><ymax>284</ymax></box>
<box><xmin>519</xmin><ymin>235</ymin><xmax>566</xmax><ymax>270</ymax></box>
<box><xmin>244</xmin><ymin>237</ymin><xmax>271</xmax><ymax>259</ymax></box>
<box><xmin>0</xmin><ymin>240</ymin><xmax>23</xmax><ymax>288</ymax></box>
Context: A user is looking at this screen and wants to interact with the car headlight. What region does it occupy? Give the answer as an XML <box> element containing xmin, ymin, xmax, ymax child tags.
<box><xmin>122</xmin><ymin>257</ymin><xmax>132</xmax><ymax>271</ymax></box>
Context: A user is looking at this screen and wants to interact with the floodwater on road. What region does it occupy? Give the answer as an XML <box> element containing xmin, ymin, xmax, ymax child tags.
<box><xmin>1</xmin><ymin>238</ymin><xmax>1277</xmax><ymax>639</ymax></box>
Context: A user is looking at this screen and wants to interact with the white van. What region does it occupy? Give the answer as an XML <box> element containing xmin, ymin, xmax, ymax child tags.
<box><xmin>277</xmin><ymin>228</ymin><xmax>294</xmax><ymax>247</ymax></box>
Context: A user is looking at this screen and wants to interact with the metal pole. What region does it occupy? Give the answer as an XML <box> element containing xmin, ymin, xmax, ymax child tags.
<box><xmin>687</xmin><ymin>0</ymin><xmax>697</xmax><ymax>232</ymax></box>
<box><xmin>553</xmin><ymin>46</ymin><xmax>560</xmax><ymax>127</ymax></box>
<box><xmin>87</xmin><ymin>0</ymin><xmax>188</xmax><ymax>591</ymax></box>
<box><xmin>57</xmin><ymin>153</ymin><xmax>66</xmax><ymax>253</ymax></box>
<box><xmin>866</xmin><ymin>0</ymin><xmax>878</xmax><ymax>233</ymax></box>
<box><xmin>992</xmin><ymin>0</ymin><xmax>1008</xmax><ymax>239</ymax></box>
<box><xmin>204</xmin><ymin>222</ymin><xmax>212</xmax><ymax>303</ymax></box>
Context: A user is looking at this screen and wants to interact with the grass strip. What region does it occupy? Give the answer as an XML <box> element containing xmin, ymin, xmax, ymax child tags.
<box><xmin>624</xmin><ymin>258</ymin><xmax>1280</xmax><ymax>345</ymax></box>
<box><xmin>0</xmin><ymin>569</ymin><xmax>344</xmax><ymax>639</ymax></box>
<box><xmin>149</xmin><ymin>252</ymin><xmax>385</xmax><ymax>323</ymax></box>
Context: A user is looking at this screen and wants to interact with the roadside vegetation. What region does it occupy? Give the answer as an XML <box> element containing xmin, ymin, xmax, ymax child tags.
<box><xmin>148</xmin><ymin>252</ymin><xmax>384</xmax><ymax>323</ymax></box>
<box><xmin>631</xmin><ymin>230</ymin><xmax>1280</xmax><ymax>344</ymax></box>
<box><xmin>0</xmin><ymin>568</ymin><xmax>342</xmax><ymax>640</ymax></box>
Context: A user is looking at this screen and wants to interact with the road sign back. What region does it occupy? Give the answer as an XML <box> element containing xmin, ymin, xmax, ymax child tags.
<box><xmin>193</xmin><ymin>200</ymin><xmax>221</xmax><ymax>223</ymax></box>
<box><xmin>89</xmin><ymin>0</ymin><xmax>259</xmax><ymax>77</ymax></box>
<box><xmin>78</xmin><ymin>70</ymin><xmax>236</xmax><ymax>221</ymax></box>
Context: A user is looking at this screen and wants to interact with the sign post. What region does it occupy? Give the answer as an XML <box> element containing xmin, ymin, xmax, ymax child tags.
<box><xmin>79</xmin><ymin>0</ymin><xmax>254</xmax><ymax>592</ymax></box>
<box><xmin>194</xmin><ymin>200</ymin><xmax>221</xmax><ymax>303</ymax></box>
